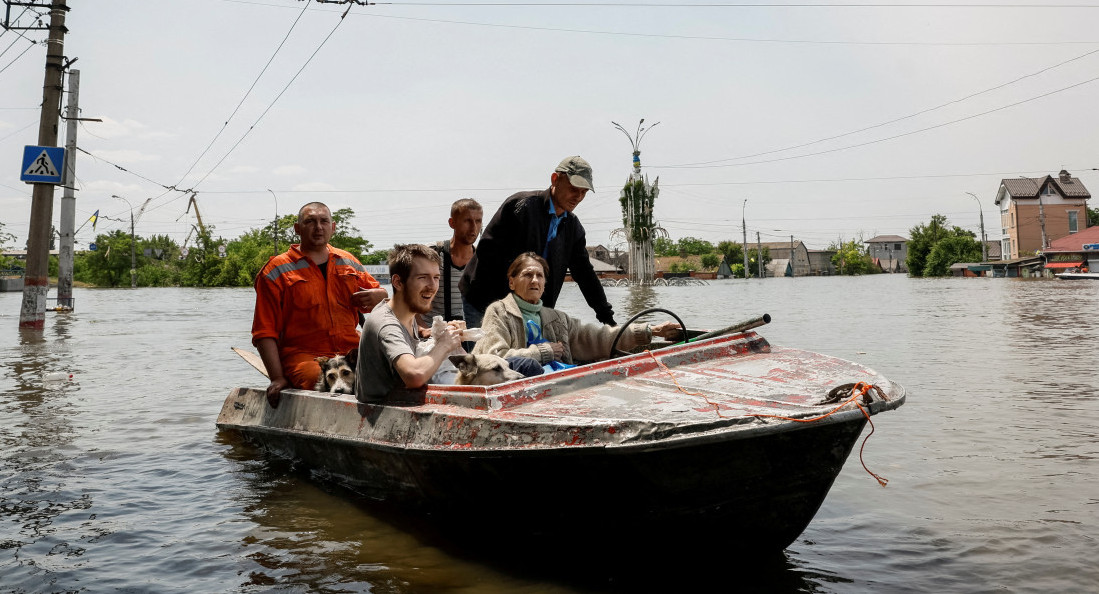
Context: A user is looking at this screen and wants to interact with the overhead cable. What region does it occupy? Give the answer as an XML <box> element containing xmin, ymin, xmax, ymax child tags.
<box><xmin>651</xmin><ymin>74</ymin><xmax>1099</xmax><ymax>170</ymax></box>
<box><xmin>171</xmin><ymin>0</ymin><xmax>314</xmax><ymax>191</ymax></box>
<box><xmin>659</xmin><ymin>48</ymin><xmax>1099</xmax><ymax>168</ymax></box>
<box><xmin>169</xmin><ymin>1</ymin><xmax>354</xmax><ymax>207</ymax></box>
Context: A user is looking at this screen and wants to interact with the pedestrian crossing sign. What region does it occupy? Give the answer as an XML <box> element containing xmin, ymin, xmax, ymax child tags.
<box><xmin>21</xmin><ymin>145</ymin><xmax>66</xmax><ymax>184</ymax></box>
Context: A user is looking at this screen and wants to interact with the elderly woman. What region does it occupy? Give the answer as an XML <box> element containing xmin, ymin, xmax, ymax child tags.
<box><xmin>472</xmin><ymin>252</ymin><xmax>680</xmax><ymax>373</ymax></box>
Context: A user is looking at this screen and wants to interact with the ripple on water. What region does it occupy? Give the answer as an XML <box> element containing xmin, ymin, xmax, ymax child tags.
<box><xmin>2</xmin><ymin>280</ymin><xmax>1098</xmax><ymax>592</ymax></box>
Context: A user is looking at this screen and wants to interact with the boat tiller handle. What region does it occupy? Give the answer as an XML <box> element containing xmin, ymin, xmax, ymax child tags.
<box><xmin>691</xmin><ymin>313</ymin><xmax>771</xmax><ymax>343</ymax></box>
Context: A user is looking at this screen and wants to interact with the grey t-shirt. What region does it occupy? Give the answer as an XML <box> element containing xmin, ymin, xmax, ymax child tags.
<box><xmin>357</xmin><ymin>300</ymin><xmax>419</xmax><ymax>400</ymax></box>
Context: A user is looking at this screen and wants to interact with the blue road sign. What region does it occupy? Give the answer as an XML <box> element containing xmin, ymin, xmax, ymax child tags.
<box><xmin>1083</xmin><ymin>243</ymin><xmax>1099</xmax><ymax>251</ymax></box>
<box><xmin>21</xmin><ymin>146</ymin><xmax>66</xmax><ymax>184</ymax></box>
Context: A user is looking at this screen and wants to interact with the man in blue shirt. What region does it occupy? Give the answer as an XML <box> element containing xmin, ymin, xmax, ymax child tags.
<box><xmin>459</xmin><ymin>156</ymin><xmax>616</xmax><ymax>327</ymax></box>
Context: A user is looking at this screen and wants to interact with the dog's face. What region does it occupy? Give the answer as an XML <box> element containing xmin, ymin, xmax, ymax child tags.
<box><xmin>448</xmin><ymin>353</ymin><xmax>524</xmax><ymax>386</ymax></box>
<box><xmin>314</xmin><ymin>348</ymin><xmax>358</xmax><ymax>394</ymax></box>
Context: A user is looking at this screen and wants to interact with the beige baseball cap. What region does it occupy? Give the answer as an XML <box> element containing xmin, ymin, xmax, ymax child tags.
<box><xmin>554</xmin><ymin>155</ymin><xmax>594</xmax><ymax>192</ymax></box>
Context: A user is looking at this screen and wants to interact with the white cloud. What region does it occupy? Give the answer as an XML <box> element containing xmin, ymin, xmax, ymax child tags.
<box><xmin>90</xmin><ymin>117</ymin><xmax>151</xmax><ymax>140</ymax></box>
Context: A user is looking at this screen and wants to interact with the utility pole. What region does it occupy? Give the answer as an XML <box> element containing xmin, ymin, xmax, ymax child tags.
<box><xmin>741</xmin><ymin>199</ymin><xmax>749</xmax><ymax>278</ymax></box>
<box><xmin>19</xmin><ymin>0</ymin><xmax>69</xmax><ymax>330</ymax></box>
<box><xmin>57</xmin><ymin>68</ymin><xmax>79</xmax><ymax>309</ymax></box>
<box><xmin>964</xmin><ymin>191</ymin><xmax>987</xmax><ymax>262</ymax></box>
<box><xmin>1038</xmin><ymin>192</ymin><xmax>1048</xmax><ymax>249</ymax></box>
<box><xmin>757</xmin><ymin>231</ymin><xmax>763</xmax><ymax>279</ymax></box>
<box><xmin>112</xmin><ymin>195</ymin><xmax>137</xmax><ymax>288</ymax></box>
<box><xmin>268</xmin><ymin>189</ymin><xmax>279</xmax><ymax>254</ymax></box>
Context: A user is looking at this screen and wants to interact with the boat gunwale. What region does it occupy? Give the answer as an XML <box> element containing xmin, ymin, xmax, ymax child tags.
<box><xmin>217</xmin><ymin>382</ymin><xmax>906</xmax><ymax>454</ymax></box>
<box><xmin>379</xmin><ymin>330</ymin><xmax>772</xmax><ymax>411</ymax></box>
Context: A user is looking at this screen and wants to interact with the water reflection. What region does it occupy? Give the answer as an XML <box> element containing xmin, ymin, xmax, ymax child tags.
<box><xmin>621</xmin><ymin>284</ymin><xmax>659</xmax><ymax>318</ymax></box>
<box><xmin>218</xmin><ymin>433</ymin><xmax>830</xmax><ymax>593</ymax></box>
<box><xmin>1</xmin><ymin>315</ymin><xmax>87</xmax><ymax>584</ymax></box>
<box><xmin>3</xmin><ymin>279</ymin><xmax>1098</xmax><ymax>592</ymax></box>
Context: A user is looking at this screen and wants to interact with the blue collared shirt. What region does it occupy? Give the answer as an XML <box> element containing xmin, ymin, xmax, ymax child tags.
<box><xmin>544</xmin><ymin>197</ymin><xmax>568</xmax><ymax>258</ymax></box>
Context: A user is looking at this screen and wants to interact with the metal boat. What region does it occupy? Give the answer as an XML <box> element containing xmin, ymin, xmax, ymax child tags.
<box><xmin>217</xmin><ymin>321</ymin><xmax>905</xmax><ymax>552</ymax></box>
<box><xmin>1056</xmin><ymin>271</ymin><xmax>1099</xmax><ymax>280</ymax></box>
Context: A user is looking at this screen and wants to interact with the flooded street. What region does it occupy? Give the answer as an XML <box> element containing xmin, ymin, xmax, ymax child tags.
<box><xmin>1</xmin><ymin>275</ymin><xmax>1097</xmax><ymax>592</ymax></box>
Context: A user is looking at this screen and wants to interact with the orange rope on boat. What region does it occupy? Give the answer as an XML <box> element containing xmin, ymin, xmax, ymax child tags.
<box><xmin>646</xmin><ymin>353</ymin><xmax>890</xmax><ymax>487</ymax></box>
<box><xmin>646</xmin><ymin>350</ymin><xmax>731</xmax><ymax>417</ymax></box>
<box><xmin>754</xmin><ymin>381</ymin><xmax>889</xmax><ymax>487</ymax></box>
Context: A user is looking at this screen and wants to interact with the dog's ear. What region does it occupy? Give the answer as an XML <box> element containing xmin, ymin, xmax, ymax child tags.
<box><xmin>346</xmin><ymin>347</ymin><xmax>359</xmax><ymax>371</ymax></box>
<box><xmin>315</xmin><ymin>356</ymin><xmax>330</xmax><ymax>365</ymax></box>
<box><xmin>449</xmin><ymin>354</ymin><xmax>476</xmax><ymax>375</ymax></box>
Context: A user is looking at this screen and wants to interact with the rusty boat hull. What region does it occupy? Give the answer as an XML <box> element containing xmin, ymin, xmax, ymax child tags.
<box><xmin>216</xmin><ymin>330</ymin><xmax>905</xmax><ymax>552</ymax></box>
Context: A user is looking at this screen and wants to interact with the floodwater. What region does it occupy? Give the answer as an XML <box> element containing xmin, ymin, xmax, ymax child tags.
<box><xmin>1</xmin><ymin>275</ymin><xmax>1097</xmax><ymax>593</ymax></box>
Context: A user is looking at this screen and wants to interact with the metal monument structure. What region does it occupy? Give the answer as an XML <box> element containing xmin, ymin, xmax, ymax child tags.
<box><xmin>610</xmin><ymin>119</ymin><xmax>666</xmax><ymax>284</ymax></box>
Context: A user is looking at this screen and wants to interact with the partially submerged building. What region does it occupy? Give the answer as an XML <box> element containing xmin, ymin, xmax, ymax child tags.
<box><xmin>996</xmin><ymin>170</ymin><xmax>1091</xmax><ymax>260</ymax></box>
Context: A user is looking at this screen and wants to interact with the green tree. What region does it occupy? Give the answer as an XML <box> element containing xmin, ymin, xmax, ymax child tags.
<box><xmin>829</xmin><ymin>238</ymin><xmax>876</xmax><ymax>275</ymax></box>
<box><xmin>0</xmin><ymin>221</ymin><xmax>20</xmax><ymax>271</ymax></box>
<box><xmin>654</xmin><ymin>236</ymin><xmax>677</xmax><ymax>257</ymax></box>
<box><xmin>676</xmin><ymin>236</ymin><xmax>714</xmax><ymax>256</ymax></box>
<box><xmin>1088</xmin><ymin>206</ymin><xmax>1099</xmax><ymax>227</ymax></box>
<box><xmin>179</xmin><ymin>227</ymin><xmax>231</xmax><ymax>287</ymax></box>
<box><xmin>718</xmin><ymin>241</ymin><xmax>745</xmax><ymax>277</ymax></box>
<box><xmin>74</xmin><ymin>230</ymin><xmax>133</xmax><ymax>287</ymax></box>
<box><xmin>330</xmin><ymin>207</ymin><xmax>373</xmax><ymax>261</ymax></box>
<box><xmin>668</xmin><ymin>260</ymin><xmax>694</xmax><ymax>273</ymax></box>
<box><xmin>923</xmin><ymin>235</ymin><xmax>983</xmax><ymax>277</ymax></box>
<box><xmin>907</xmin><ymin>215</ymin><xmax>977</xmax><ymax>277</ymax></box>
<box><xmin>361</xmin><ymin>249</ymin><xmax>388</xmax><ymax>265</ymax></box>
<box><xmin>700</xmin><ymin>253</ymin><xmax>720</xmax><ymax>270</ymax></box>
<box><xmin>745</xmin><ymin>246</ymin><xmax>771</xmax><ymax>278</ymax></box>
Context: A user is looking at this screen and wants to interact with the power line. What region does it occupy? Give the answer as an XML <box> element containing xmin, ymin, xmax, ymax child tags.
<box><xmin>0</xmin><ymin>37</ymin><xmax>40</xmax><ymax>77</ymax></box>
<box><xmin>223</xmin><ymin>1</ymin><xmax>1099</xmax><ymax>46</ymax></box>
<box><xmin>651</xmin><ymin>74</ymin><xmax>1099</xmax><ymax>170</ymax></box>
<box><xmin>75</xmin><ymin>146</ymin><xmax>184</xmax><ymax>193</ymax></box>
<box><xmin>0</xmin><ymin>118</ymin><xmax>37</xmax><ymax>142</ymax></box>
<box><xmin>659</xmin><ymin>48</ymin><xmax>1099</xmax><ymax>168</ymax></box>
<box><xmin>171</xmin><ymin>0</ymin><xmax>314</xmax><ymax>191</ymax></box>
<box><xmin>158</xmin><ymin>0</ymin><xmax>355</xmax><ymax>214</ymax></box>
<box><xmin>358</xmin><ymin>10</ymin><xmax>1099</xmax><ymax>47</ymax></box>
<box><xmin>341</xmin><ymin>2</ymin><xmax>1099</xmax><ymax>7</ymax></box>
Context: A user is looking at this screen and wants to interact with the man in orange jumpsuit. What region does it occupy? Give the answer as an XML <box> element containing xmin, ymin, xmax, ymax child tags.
<box><xmin>252</xmin><ymin>202</ymin><xmax>388</xmax><ymax>407</ymax></box>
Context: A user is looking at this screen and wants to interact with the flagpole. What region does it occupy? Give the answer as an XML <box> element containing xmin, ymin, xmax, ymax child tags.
<box><xmin>75</xmin><ymin>210</ymin><xmax>98</xmax><ymax>235</ymax></box>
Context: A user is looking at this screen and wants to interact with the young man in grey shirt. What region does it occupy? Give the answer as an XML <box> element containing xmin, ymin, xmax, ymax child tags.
<box><xmin>357</xmin><ymin>244</ymin><xmax>462</xmax><ymax>400</ymax></box>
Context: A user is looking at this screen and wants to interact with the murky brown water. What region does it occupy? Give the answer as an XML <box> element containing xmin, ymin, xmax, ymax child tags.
<box><xmin>1</xmin><ymin>275</ymin><xmax>1097</xmax><ymax>592</ymax></box>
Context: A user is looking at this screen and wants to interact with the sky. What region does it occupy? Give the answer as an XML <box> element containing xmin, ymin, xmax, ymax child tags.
<box><xmin>2</xmin><ymin>0</ymin><xmax>1098</xmax><ymax>254</ymax></box>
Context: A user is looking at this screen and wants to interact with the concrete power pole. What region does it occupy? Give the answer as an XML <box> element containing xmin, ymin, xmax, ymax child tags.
<box><xmin>19</xmin><ymin>0</ymin><xmax>69</xmax><ymax>330</ymax></box>
<box><xmin>57</xmin><ymin>69</ymin><xmax>79</xmax><ymax>309</ymax></box>
<box><xmin>741</xmin><ymin>199</ymin><xmax>749</xmax><ymax>278</ymax></box>
<box><xmin>964</xmin><ymin>192</ymin><xmax>987</xmax><ymax>262</ymax></box>
<box><xmin>1038</xmin><ymin>193</ymin><xmax>1049</xmax><ymax>249</ymax></box>
<box><xmin>757</xmin><ymin>231</ymin><xmax>763</xmax><ymax>279</ymax></box>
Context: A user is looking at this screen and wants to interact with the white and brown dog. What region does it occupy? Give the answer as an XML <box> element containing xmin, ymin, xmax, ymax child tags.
<box><xmin>448</xmin><ymin>353</ymin><xmax>524</xmax><ymax>386</ymax></box>
<box><xmin>314</xmin><ymin>348</ymin><xmax>358</xmax><ymax>395</ymax></box>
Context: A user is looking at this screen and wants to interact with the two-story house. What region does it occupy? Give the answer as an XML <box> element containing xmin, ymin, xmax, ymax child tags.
<box><xmin>864</xmin><ymin>235</ymin><xmax>908</xmax><ymax>273</ymax></box>
<box><xmin>995</xmin><ymin>170</ymin><xmax>1091</xmax><ymax>260</ymax></box>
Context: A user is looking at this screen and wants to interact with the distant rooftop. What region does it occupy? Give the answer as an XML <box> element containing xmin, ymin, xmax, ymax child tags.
<box><xmin>1000</xmin><ymin>171</ymin><xmax>1091</xmax><ymax>201</ymax></box>
<box><xmin>865</xmin><ymin>235</ymin><xmax>908</xmax><ymax>243</ymax></box>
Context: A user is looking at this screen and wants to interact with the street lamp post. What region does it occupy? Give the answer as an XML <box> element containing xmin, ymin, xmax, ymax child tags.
<box><xmin>741</xmin><ymin>199</ymin><xmax>750</xmax><ymax>278</ymax></box>
<box><xmin>964</xmin><ymin>191</ymin><xmax>988</xmax><ymax>262</ymax></box>
<box><xmin>112</xmin><ymin>195</ymin><xmax>137</xmax><ymax>288</ymax></box>
<box><xmin>267</xmin><ymin>189</ymin><xmax>279</xmax><ymax>254</ymax></box>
